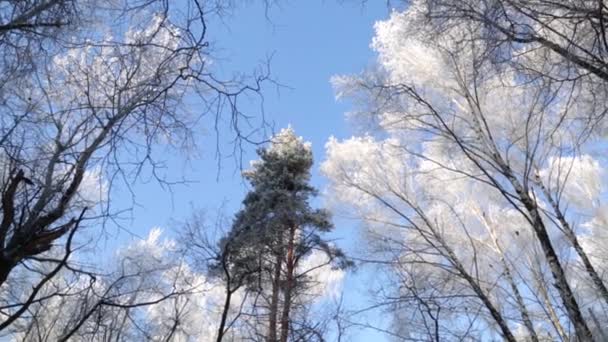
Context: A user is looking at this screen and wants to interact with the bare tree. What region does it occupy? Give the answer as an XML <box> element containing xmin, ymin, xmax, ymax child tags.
<box><xmin>2</xmin><ymin>227</ymin><xmax>198</xmax><ymax>341</ymax></box>
<box><xmin>0</xmin><ymin>0</ymin><xmax>272</xmax><ymax>336</ymax></box>
<box><xmin>179</xmin><ymin>209</ymin><xmax>259</xmax><ymax>342</ymax></box>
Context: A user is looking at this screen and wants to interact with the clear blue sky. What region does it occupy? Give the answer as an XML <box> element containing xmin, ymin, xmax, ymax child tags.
<box><xmin>108</xmin><ymin>1</ymin><xmax>393</xmax><ymax>340</ymax></box>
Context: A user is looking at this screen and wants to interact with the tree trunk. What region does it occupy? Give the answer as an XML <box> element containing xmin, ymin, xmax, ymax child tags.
<box><xmin>531</xmin><ymin>256</ymin><xmax>568</xmax><ymax>341</ymax></box>
<box><xmin>216</xmin><ymin>286</ymin><xmax>233</xmax><ymax>342</ymax></box>
<box><xmin>515</xmin><ymin>190</ymin><xmax>593</xmax><ymax>340</ymax></box>
<box><xmin>267</xmin><ymin>249</ymin><xmax>283</xmax><ymax>342</ymax></box>
<box><xmin>0</xmin><ymin>258</ymin><xmax>13</xmax><ymax>287</ymax></box>
<box><xmin>279</xmin><ymin>225</ymin><xmax>296</xmax><ymax>342</ymax></box>
<box><xmin>415</xmin><ymin>210</ymin><xmax>518</xmax><ymax>342</ymax></box>
<box><xmin>537</xmin><ymin>182</ymin><xmax>608</xmax><ymax>308</ymax></box>
<box><xmin>503</xmin><ymin>259</ymin><xmax>539</xmax><ymax>342</ymax></box>
<box><xmin>531</xmin><ymin>221</ymin><xmax>593</xmax><ymax>341</ymax></box>
<box><xmin>500</xmin><ymin>165</ymin><xmax>593</xmax><ymax>341</ymax></box>
<box><xmin>442</xmin><ymin>245</ymin><xmax>517</xmax><ymax>342</ymax></box>
<box><xmin>480</xmin><ymin>214</ymin><xmax>539</xmax><ymax>342</ymax></box>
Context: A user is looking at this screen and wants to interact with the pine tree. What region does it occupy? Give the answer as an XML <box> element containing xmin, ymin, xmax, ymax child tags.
<box><xmin>215</xmin><ymin>127</ymin><xmax>348</xmax><ymax>342</ymax></box>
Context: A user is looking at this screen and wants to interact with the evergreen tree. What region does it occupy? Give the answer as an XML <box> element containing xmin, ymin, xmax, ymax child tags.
<box><xmin>215</xmin><ymin>127</ymin><xmax>348</xmax><ymax>342</ymax></box>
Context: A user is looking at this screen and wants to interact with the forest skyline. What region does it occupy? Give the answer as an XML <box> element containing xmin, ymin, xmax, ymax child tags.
<box><xmin>2</xmin><ymin>0</ymin><xmax>608</xmax><ymax>341</ymax></box>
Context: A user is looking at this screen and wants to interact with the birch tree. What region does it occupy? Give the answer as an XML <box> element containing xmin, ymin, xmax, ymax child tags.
<box><xmin>323</xmin><ymin>3</ymin><xmax>608</xmax><ymax>341</ymax></box>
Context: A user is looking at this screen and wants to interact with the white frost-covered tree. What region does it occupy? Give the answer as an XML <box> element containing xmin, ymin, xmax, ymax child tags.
<box><xmin>0</xmin><ymin>0</ymin><xmax>270</xmax><ymax>335</ymax></box>
<box><xmin>323</xmin><ymin>3</ymin><xmax>608</xmax><ymax>341</ymax></box>
<box><xmin>4</xmin><ymin>227</ymin><xmax>285</xmax><ymax>342</ymax></box>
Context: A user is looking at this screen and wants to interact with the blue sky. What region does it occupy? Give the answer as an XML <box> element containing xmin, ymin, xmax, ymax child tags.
<box><xmin>107</xmin><ymin>1</ymin><xmax>392</xmax><ymax>340</ymax></box>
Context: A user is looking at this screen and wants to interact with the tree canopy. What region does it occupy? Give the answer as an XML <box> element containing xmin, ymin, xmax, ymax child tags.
<box><xmin>3</xmin><ymin>1</ymin><xmax>608</xmax><ymax>341</ymax></box>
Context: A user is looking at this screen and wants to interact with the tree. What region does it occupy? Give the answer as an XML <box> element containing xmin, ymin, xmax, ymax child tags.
<box><xmin>407</xmin><ymin>0</ymin><xmax>608</xmax><ymax>313</ymax></box>
<box><xmin>415</xmin><ymin>0</ymin><xmax>608</xmax><ymax>84</ymax></box>
<box><xmin>0</xmin><ymin>0</ymin><xmax>270</xmax><ymax>335</ymax></box>
<box><xmin>2</xmin><ymin>228</ymin><xmax>199</xmax><ymax>341</ymax></box>
<box><xmin>399</xmin><ymin>0</ymin><xmax>608</xmax><ymax>134</ymax></box>
<box><xmin>178</xmin><ymin>209</ymin><xmax>258</xmax><ymax>342</ymax></box>
<box><xmin>0</xmin><ymin>0</ymin><xmax>77</xmax><ymax>98</ymax></box>
<box><xmin>215</xmin><ymin>127</ymin><xmax>350</xmax><ymax>342</ymax></box>
<box><xmin>323</xmin><ymin>4</ymin><xmax>608</xmax><ymax>341</ymax></box>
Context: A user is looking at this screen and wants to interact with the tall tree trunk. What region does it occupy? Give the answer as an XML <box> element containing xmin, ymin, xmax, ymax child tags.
<box><xmin>416</xmin><ymin>211</ymin><xmax>517</xmax><ymax>342</ymax></box>
<box><xmin>279</xmin><ymin>225</ymin><xmax>297</xmax><ymax>342</ymax></box>
<box><xmin>531</xmin><ymin>255</ymin><xmax>568</xmax><ymax>341</ymax></box>
<box><xmin>216</xmin><ymin>285</ymin><xmax>233</xmax><ymax>342</ymax></box>
<box><xmin>515</xmin><ymin>185</ymin><xmax>593</xmax><ymax>341</ymax></box>
<box><xmin>267</xmin><ymin>249</ymin><xmax>283</xmax><ymax>342</ymax></box>
<box><xmin>496</xmin><ymin>163</ymin><xmax>594</xmax><ymax>341</ymax></box>
<box><xmin>479</xmin><ymin>213</ymin><xmax>539</xmax><ymax>342</ymax></box>
<box><xmin>502</xmin><ymin>258</ymin><xmax>539</xmax><ymax>342</ymax></box>
<box><xmin>536</xmin><ymin>180</ymin><xmax>608</xmax><ymax>308</ymax></box>
<box><xmin>441</xmin><ymin>243</ymin><xmax>517</xmax><ymax>342</ymax></box>
<box><xmin>459</xmin><ymin>84</ymin><xmax>593</xmax><ymax>339</ymax></box>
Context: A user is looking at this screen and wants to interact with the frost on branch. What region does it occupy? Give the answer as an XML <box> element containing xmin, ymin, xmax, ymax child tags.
<box><xmin>323</xmin><ymin>3</ymin><xmax>608</xmax><ymax>340</ymax></box>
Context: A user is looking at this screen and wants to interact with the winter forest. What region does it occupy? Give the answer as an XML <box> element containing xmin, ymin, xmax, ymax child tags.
<box><xmin>2</xmin><ymin>0</ymin><xmax>608</xmax><ymax>341</ymax></box>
